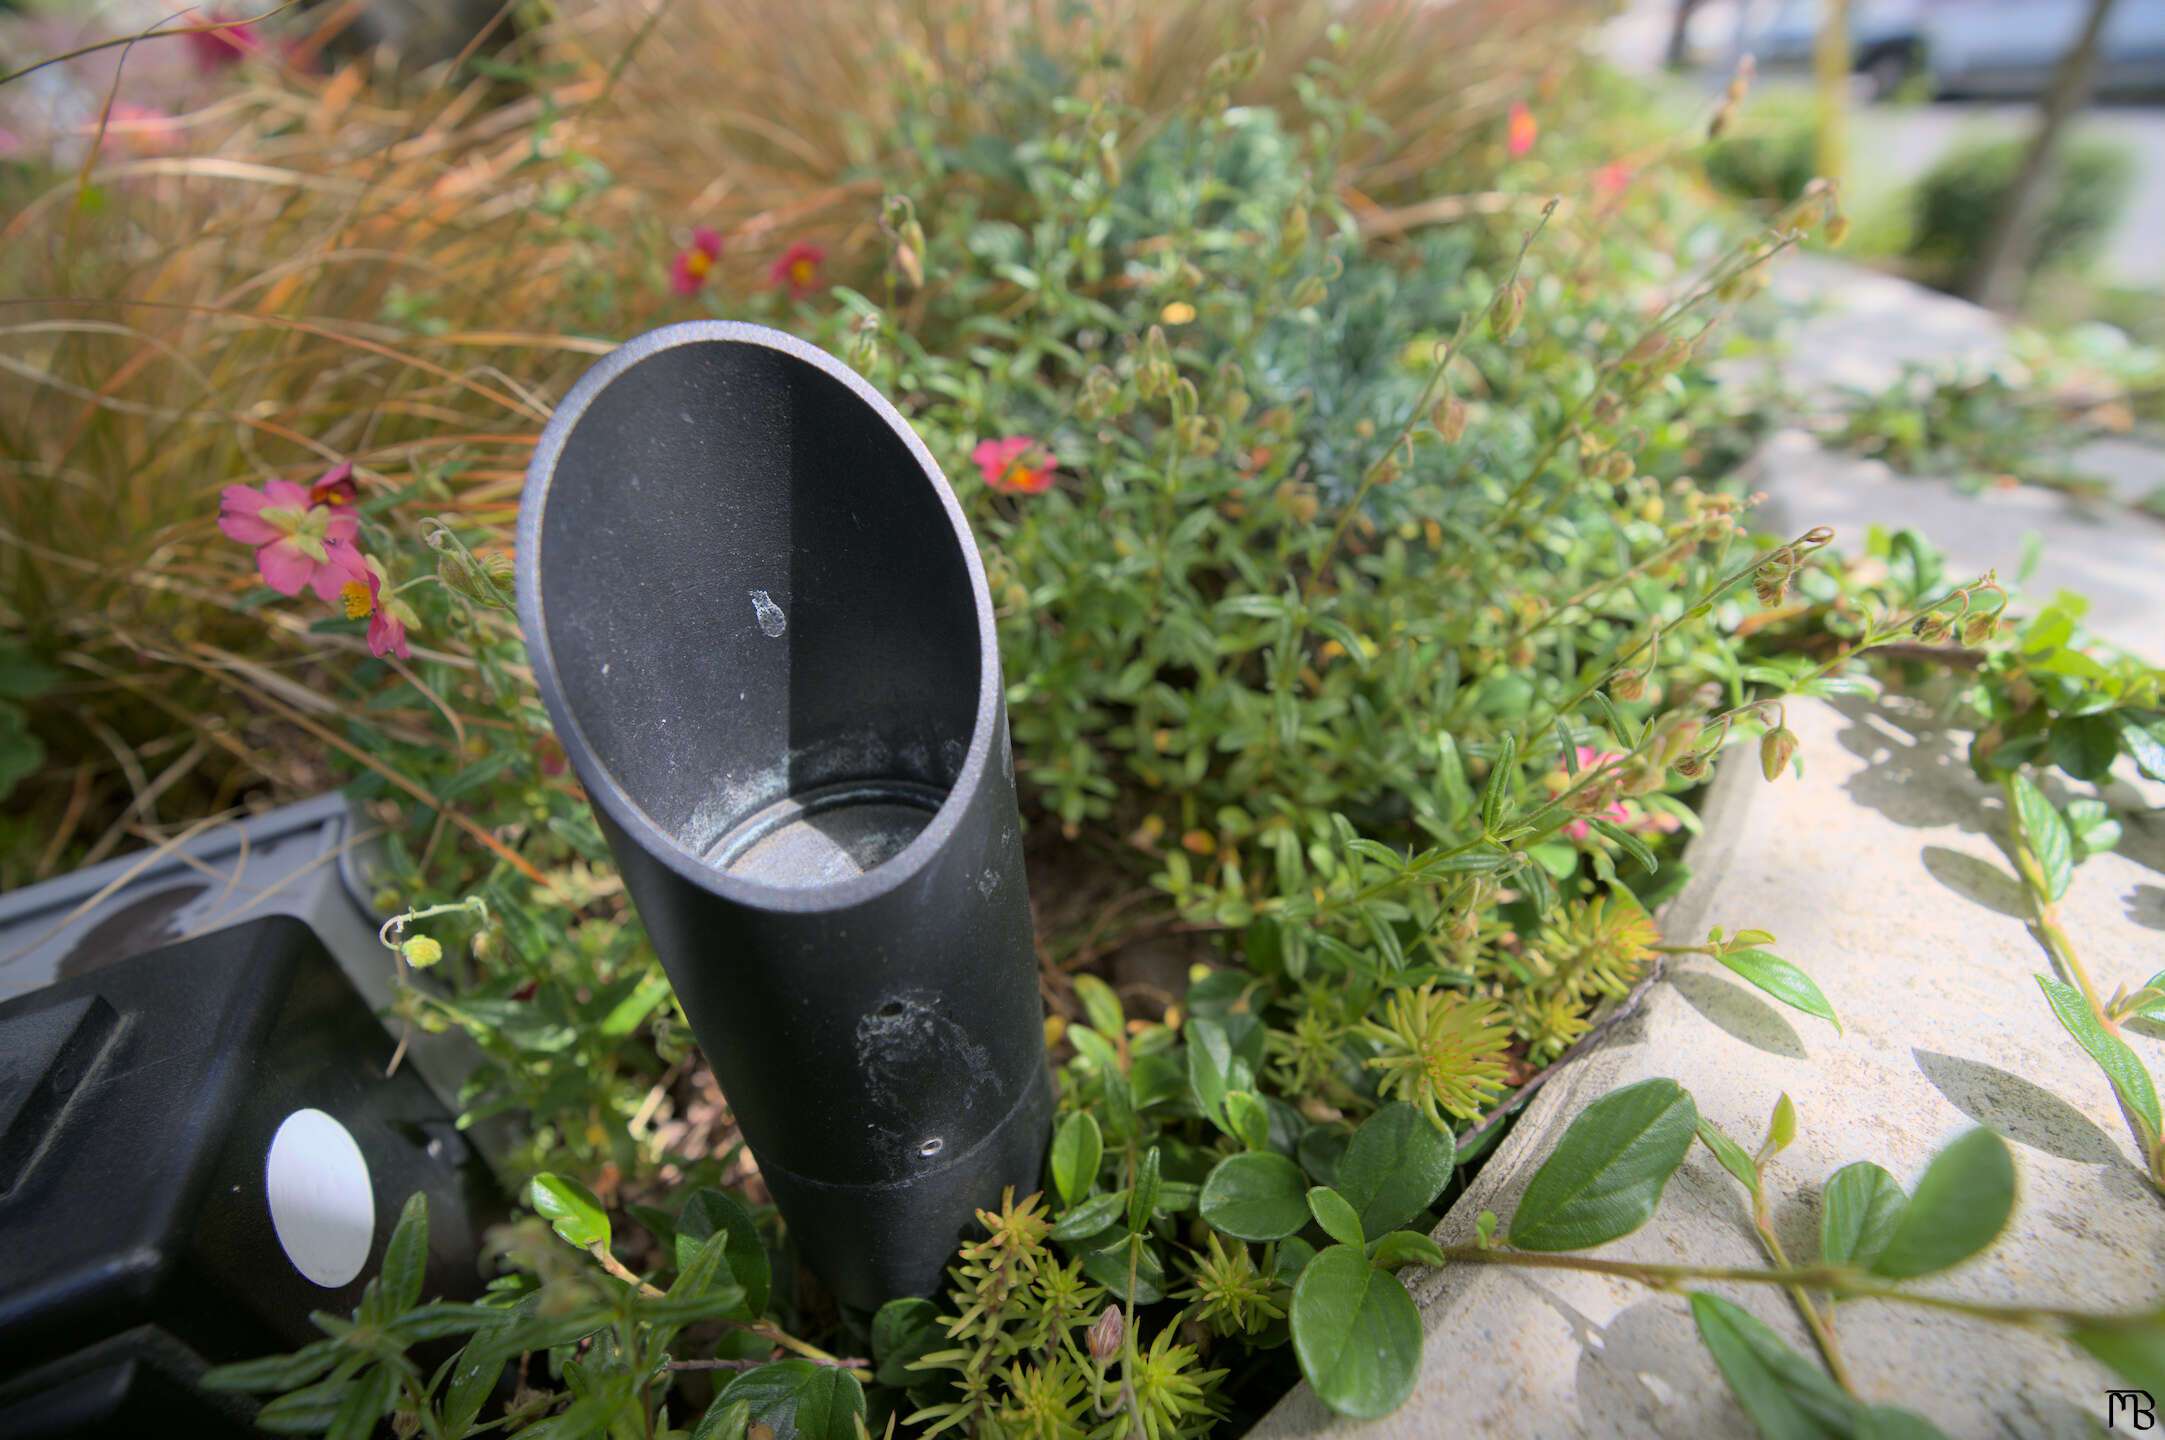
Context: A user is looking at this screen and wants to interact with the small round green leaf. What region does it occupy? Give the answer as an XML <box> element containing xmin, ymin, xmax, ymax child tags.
<box><xmin>1200</xmin><ymin>1151</ymin><xmax>1310</xmax><ymax>1240</ymax></box>
<box><xmin>2048</xmin><ymin>711</ymin><xmax>2121</xmax><ymax>782</ymax></box>
<box><xmin>1297</xmin><ymin>1124</ymin><xmax>1351</xmax><ymax>1189</ymax></box>
<box><xmin>2070</xmin><ymin>1315</ymin><xmax>2165</xmax><ymax>1399</ymax></box>
<box><xmin>1289</xmin><ymin>1244</ymin><xmax>1422</xmax><ymax>1419</ymax></box>
<box><xmin>529</xmin><ymin>1173</ymin><xmax>610</xmax><ymax>1252</ymax></box>
<box><xmin>716</xmin><ymin>1360</ymin><xmax>866</xmax><ymax>1440</ymax></box>
<box><xmin>1689</xmin><ymin>1292</ymin><xmax>1860</xmax><ymax>1439</ymax></box>
<box><xmin>1859</xmin><ymin>1407</ymin><xmax>1954</xmax><ymax>1439</ymax></box>
<box><xmin>1819</xmin><ymin>1161</ymin><xmax>1906</xmax><ymax>1269</ymax></box>
<box><xmin>1508</xmin><ymin>1078</ymin><xmax>1699</xmax><ymax>1252</ymax></box>
<box><xmin>676</xmin><ymin>1188</ymin><xmax>768</xmax><ymax>1318</ymax></box>
<box><xmin>1334</xmin><ymin>1101</ymin><xmax>1457</xmax><ymax>1238</ymax></box>
<box><xmin>1225</xmin><ymin>1090</ymin><xmax>1272</xmax><ymax>1152</ymax></box>
<box><xmin>1051</xmin><ymin>1111</ymin><xmax>1102</xmax><ymax>1208</ymax></box>
<box><xmin>1307</xmin><ymin>1186</ymin><xmax>1365</xmax><ymax>1247</ymax></box>
<box><xmin>1368</xmin><ymin>1229</ymin><xmax>1448</xmax><ymax>1271</ymax></box>
<box><xmin>1870</xmin><ymin>1128</ymin><xmax>2015</xmax><ymax>1278</ymax></box>
<box><xmin>1050</xmin><ymin>1190</ymin><xmax>1127</xmax><ymax>1242</ymax></box>
<box><xmin>2010</xmin><ymin>775</ymin><xmax>2074</xmax><ymax>903</ymax></box>
<box><xmin>871</xmin><ymin>1298</ymin><xmax>941</xmax><ymax>1389</ymax></box>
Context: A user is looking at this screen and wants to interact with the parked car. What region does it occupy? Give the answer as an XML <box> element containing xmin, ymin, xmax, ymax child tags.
<box><xmin>1734</xmin><ymin>0</ymin><xmax>2165</xmax><ymax>100</ymax></box>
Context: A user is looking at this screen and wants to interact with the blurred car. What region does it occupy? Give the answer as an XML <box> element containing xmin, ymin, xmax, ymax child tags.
<box><xmin>1736</xmin><ymin>0</ymin><xmax>2165</xmax><ymax>100</ymax></box>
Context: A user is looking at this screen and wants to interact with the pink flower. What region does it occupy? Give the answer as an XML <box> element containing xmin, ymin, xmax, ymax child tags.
<box><xmin>326</xmin><ymin>542</ymin><xmax>411</xmax><ymax>660</ymax></box>
<box><xmin>218</xmin><ymin>476</ymin><xmax>359</xmax><ymax>598</ymax></box>
<box><xmin>972</xmin><ymin>436</ymin><xmax>1055</xmax><ymax>495</ymax></box>
<box><xmin>769</xmin><ymin>240</ymin><xmax>826</xmax><ymax>299</ymax></box>
<box><xmin>670</xmin><ymin>226</ymin><xmax>723</xmax><ymax>296</ymax></box>
<box><xmin>307</xmin><ymin>460</ymin><xmax>359</xmax><ymax>509</ymax></box>
<box><xmin>1595</xmin><ymin>160</ymin><xmax>1633</xmax><ymax>199</ymax></box>
<box><xmin>97</xmin><ymin>103</ymin><xmax>181</xmax><ymax>156</ymax></box>
<box><xmin>186</xmin><ymin>14</ymin><xmax>264</xmax><ymax>72</ymax></box>
<box><xmin>1506</xmin><ymin>99</ymin><xmax>1537</xmax><ymax>159</ymax></box>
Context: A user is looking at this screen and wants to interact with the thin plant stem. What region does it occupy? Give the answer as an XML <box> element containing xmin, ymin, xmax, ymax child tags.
<box><xmin>1435</xmin><ymin>1246</ymin><xmax>2156</xmax><ymax>1334</ymax></box>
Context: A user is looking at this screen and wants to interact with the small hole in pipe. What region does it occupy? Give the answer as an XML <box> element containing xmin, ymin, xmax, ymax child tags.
<box><xmin>917</xmin><ymin>1137</ymin><xmax>944</xmax><ymax>1158</ymax></box>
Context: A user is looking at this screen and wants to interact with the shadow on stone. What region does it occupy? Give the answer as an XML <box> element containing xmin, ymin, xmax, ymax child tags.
<box><xmin>2129</xmin><ymin>883</ymin><xmax>2165</xmax><ymax>933</ymax></box>
<box><xmin>1511</xmin><ymin>1273</ymin><xmax>1720</xmax><ymax>1438</ymax></box>
<box><xmin>2116</xmin><ymin>811</ymin><xmax>2165</xmax><ymax>879</ymax></box>
<box><xmin>1920</xmin><ymin>846</ymin><xmax>2029</xmax><ymax>920</ymax></box>
<box><xmin>1667</xmin><ymin>969</ymin><xmax>1809</xmax><ymax>1060</ymax></box>
<box><xmin>1913</xmin><ymin>1049</ymin><xmax>2123</xmax><ymax>1166</ymax></box>
<box><xmin>1571</xmin><ymin>1294</ymin><xmax>1726</xmax><ymax>1438</ymax></box>
<box><xmin>1829</xmin><ymin>696</ymin><xmax>1986</xmax><ymax>834</ymax></box>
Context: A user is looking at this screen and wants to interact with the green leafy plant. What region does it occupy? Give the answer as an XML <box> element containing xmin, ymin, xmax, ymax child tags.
<box><xmin>1907</xmin><ymin>136</ymin><xmax>2137</xmax><ymax>296</ymax></box>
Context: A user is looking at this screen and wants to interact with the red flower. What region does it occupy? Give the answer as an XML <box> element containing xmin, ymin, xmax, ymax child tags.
<box><xmin>972</xmin><ymin>436</ymin><xmax>1055</xmax><ymax>496</ymax></box>
<box><xmin>186</xmin><ymin>14</ymin><xmax>264</xmax><ymax>72</ymax></box>
<box><xmin>670</xmin><ymin>226</ymin><xmax>723</xmax><ymax>296</ymax></box>
<box><xmin>1506</xmin><ymin>99</ymin><xmax>1537</xmax><ymax>159</ymax></box>
<box><xmin>1596</xmin><ymin>161</ymin><xmax>1634</xmax><ymax>199</ymax></box>
<box><xmin>307</xmin><ymin>460</ymin><xmax>359</xmax><ymax>509</ymax></box>
<box><xmin>219</xmin><ymin>477</ymin><xmax>359</xmax><ymax>598</ymax></box>
<box><xmin>769</xmin><ymin>240</ymin><xmax>826</xmax><ymax>299</ymax></box>
<box><xmin>326</xmin><ymin>541</ymin><xmax>412</xmax><ymax>660</ymax></box>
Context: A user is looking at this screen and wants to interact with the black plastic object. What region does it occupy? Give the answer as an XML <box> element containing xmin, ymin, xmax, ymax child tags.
<box><xmin>518</xmin><ymin>321</ymin><xmax>1051</xmax><ymax>1309</ymax></box>
<box><xmin>0</xmin><ymin>916</ymin><xmax>501</xmax><ymax>1437</ymax></box>
<box><xmin>0</xmin><ymin>790</ymin><xmax>515</xmax><ymax>1173</ymax></box>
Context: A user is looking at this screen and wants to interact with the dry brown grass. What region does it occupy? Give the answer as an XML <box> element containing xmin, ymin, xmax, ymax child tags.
<box><xmin>0</xmin><ymin>0</ymin><xmax>1597</xmax><ymax>883</ymax></box>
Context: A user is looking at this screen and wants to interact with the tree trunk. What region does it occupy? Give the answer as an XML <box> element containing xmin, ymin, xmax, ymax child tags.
<box><xmin>1665</xmin><ymin>0</ymin><xmax>1705</xmax><ymax>70</ymax></box>
<box><xmin>1968</xmin><ymin>0</ymin><xmax>2119</xmax><ymax>310</ymax></box>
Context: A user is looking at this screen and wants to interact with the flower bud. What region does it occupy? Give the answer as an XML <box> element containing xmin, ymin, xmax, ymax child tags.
<box><xmin>1759</xmin><ymin>725</ymin><xmax>1799</xmax><ymax>782</ymax></box>
<box><xmin>1824</xmin><ymin>212</ymin><xmax>1851</xmax><ymax>246</ymax></box>
<box><xmin>1960</xmin><ymin>611</ymin><xmax>1997</xmax><ymax>646</ymax></box>
<box><xmin>1610</xmin><ymin>669</ymin><xmax>1647</xmax><ymax>702</ymax></box>
<box><xmin>1289</xmin><ymin>275</ymin><xmax>1328</xmax><ymax>309</ymax></box>
<box><xmin>1280</xmin><ymin>201</ymin><xmax>1310</xmax><ymax>259</ymax></box>
<box><xmin>1490</xmin><ymin>280</ymin><xmax>1526</xmax><ymax>340</ymax></box>
<box><xmin>1674</xmin><ymin>752</ymin><xmax>1706</xmax><ymax>779</ymax></box>
<box><xmin>400</xmin><ymin>935</ymin><xmax>444</xmax><ymax>968</ymax></box>
<box><xmin>1088</xmin><ymin>1304</ymin><xmax>1125</xmax><ymax>1362</ymax></box>
<box><xmin>1658</xmin><ymin>717</ymin><xmax>1703</xmax><ymax>766</ymax></box>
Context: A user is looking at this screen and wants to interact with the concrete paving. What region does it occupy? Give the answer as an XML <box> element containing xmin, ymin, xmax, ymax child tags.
<box><xmin>1255</xmin><ymin>696</ymin><xmax>2165</xmax><ymax>1439</ymax></box>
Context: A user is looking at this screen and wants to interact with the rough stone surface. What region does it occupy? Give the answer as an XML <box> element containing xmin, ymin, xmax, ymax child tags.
<box><xmin>1255</xmin><ymin>696</ymin><xmax>2165</xmax><ymax>1439</ymax></box>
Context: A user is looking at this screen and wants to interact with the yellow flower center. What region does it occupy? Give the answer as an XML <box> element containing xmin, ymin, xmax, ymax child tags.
<box><xmin>789</xmin><ymin>258</ymin><xmax>816</xmax><ymax>287</ymax></box>
<box><xmin>341</xmin><ymin>581</ymin><xmax>373</xmax><ymax>620</ymax></box>
<box><xmin>1004</xmin><ymin>464</ymin><xmax>1035</xmax><ymax>489</ymax></box>
<box><xmin>684</xmin><ymin>250</ymin><xmax>712</xmax><ymax>279</ymax></box>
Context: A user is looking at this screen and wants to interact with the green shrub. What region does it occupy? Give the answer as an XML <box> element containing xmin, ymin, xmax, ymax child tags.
<box><xmin>1703</xmin><ymin>110</ymin><xmax>1820</xmax><ymax>207</ymax></box>
<box><xmin>1906</xmin><ymin>136</ymin><xmax>2136</xmax><ymax>290</ymax></box>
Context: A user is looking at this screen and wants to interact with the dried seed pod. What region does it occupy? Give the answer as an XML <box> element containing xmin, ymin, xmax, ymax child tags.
<box><xmin>1434</xmin><ymin>395</ymin><xmax>1468</xmax><ymax>444</ymax></box>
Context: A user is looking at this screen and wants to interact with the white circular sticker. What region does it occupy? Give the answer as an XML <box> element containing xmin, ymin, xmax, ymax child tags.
<box><xmin>265</xmin><ymin>1108</ymin><xmax>376</xmax><ymax>1289</ymax></box>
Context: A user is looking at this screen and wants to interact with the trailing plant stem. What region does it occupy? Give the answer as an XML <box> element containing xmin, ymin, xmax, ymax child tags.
<box><xmin>1750</xmin><ymin>1209</ymin><xmax>1855</xmax><ymax>1395</ymax></box>
<box><xmin>1438</xmin><ymin>1247</ymin><xmax>2151</xmax><ymax>1335</ymax></box>
<box><xmin>587</xmin><ymin>1246</ymin><xmax>867</xmax><ymax>1375</ymax></box>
